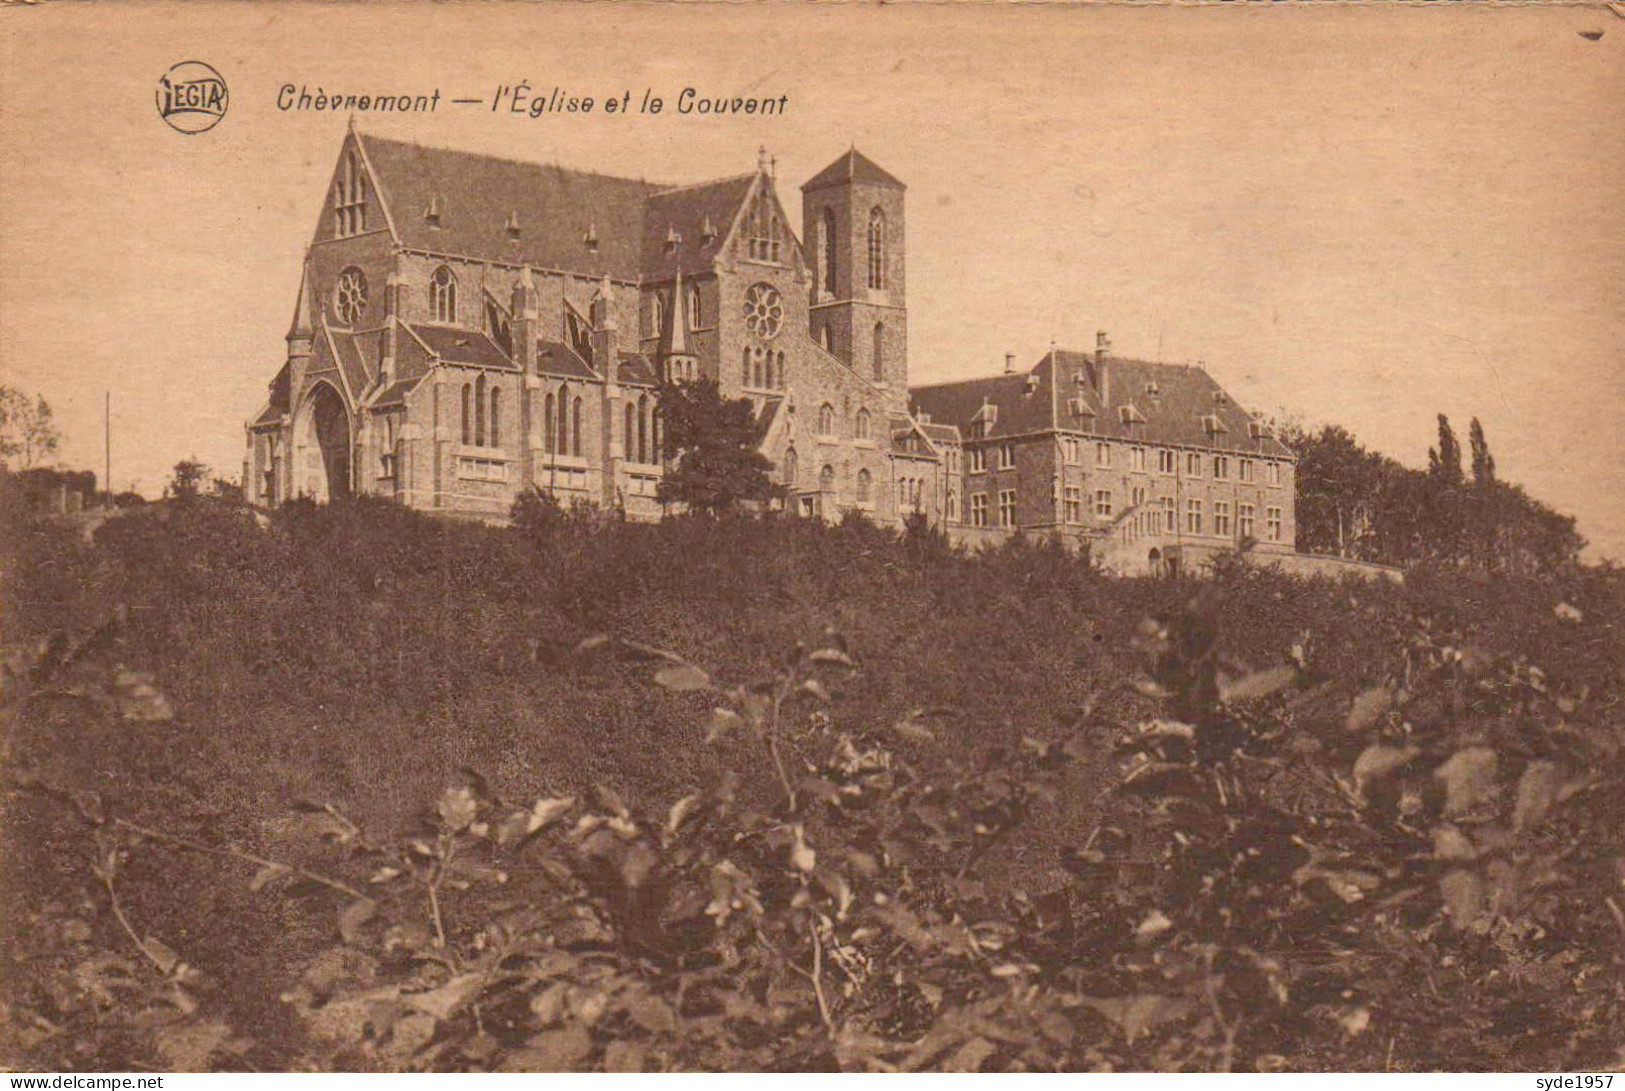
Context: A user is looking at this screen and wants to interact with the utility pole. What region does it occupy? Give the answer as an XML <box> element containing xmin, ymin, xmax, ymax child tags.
<box><xmin>104</xmin><ymin>389</ymin><xmax>112</xmax><ymax>508</ymax></box>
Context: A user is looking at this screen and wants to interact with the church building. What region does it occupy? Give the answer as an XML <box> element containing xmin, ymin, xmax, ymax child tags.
<box><xmin>246</xmin><ymin>125</ymin><xmax>1295</xmax><ymax>573</ymax></box>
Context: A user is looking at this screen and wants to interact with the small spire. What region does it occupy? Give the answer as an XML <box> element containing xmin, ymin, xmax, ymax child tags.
<box><xmin>667</xmin><ymin>263</ymin><xmax>692</xmax><ymax>357</ymax></box>
<box><xmin>286</xmin><ymin>267</ymin><xmax>314</xmax><ymax>341</ymax></box>
<box><xmin>758</xmin><ymin>145</ymin><xmax>770</xmax><ymax>174</ymax></box>
<box><xmin>518</xmin><ymin>265</ymin><xmax>535</xmax><ymax>290</ymax></box>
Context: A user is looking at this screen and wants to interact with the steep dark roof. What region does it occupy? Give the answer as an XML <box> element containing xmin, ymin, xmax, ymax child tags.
<box><xmin>359</xmin><ymin>133</ymin><xmax>662</xmax><ymax>280</ymax></box>
<box><xmin>801</xmin><ymin>147</ymin><xmax>905</xmax><ymax>192</ymax></box>
<box><xmin>371</xmin><ymin>374</ymin><xmax>425</xmax><ymax>409</ymax></box>
<box><xmin>641</xmin><ymin>174</ymin><xmax>756</xmax><ymax>281</ymax></box>
<box><xmin>909</xmin><ymin>368</ymin><xmax>1057</xmax><ymax>442</ymax></box>
<box><xmin>329</xmin><ymin>330</ymin><xmax>375</xmax><ymax>397</ymax></box>
<box><xmin>537</xmin><ymin>340</ymin><xmax>596</xmax><ymax>380</ymax></box>
<box><xmin>617</xmin><ymin>352</ymin><xmax>659</xmax><ymax>387</ymax></box>
<box><xmin>909</xmin><ymin>352</ymin><xmax>1294</xmax><ymax>458</ymax></box>
<box><xmin>408</xmin><ymin>324</ymin><xmax>518</xmax><ymax>370</ymax></box>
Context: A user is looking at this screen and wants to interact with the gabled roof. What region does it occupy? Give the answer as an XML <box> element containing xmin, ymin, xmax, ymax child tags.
<box><xmin>370</xmin><ymin>374</ymin><xmax>426</xmax><ymax>409</ymax></box>
<box><xmin>329</xmin><ymin>330</ymin><xmax>376</xmax><ymax>397</ymax></box>
<box><xmin>408</xmin><ymin>324</ymin><xmax>518</xmax><ymax>371</ymax></box>
<box><xmin>801</xmin><ymin>147</ymin><xmax>905</xmax><ymax>192</ymax></box>
<box><xmin>909</xmin><ymin>351</ymin><xmax>1294</xmax><ymax>458</ymax></box>
<box><xmin>641</xmin><ymin>174</ymin><xmax>757</xmax><ymax>280</ymax></box>
<box><xmin>358</xmin><ymin>133</ymin><xmax>663</xmax><ymax>280</ymax></box>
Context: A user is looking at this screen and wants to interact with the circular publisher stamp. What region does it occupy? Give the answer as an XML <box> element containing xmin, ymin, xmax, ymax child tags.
<box><xmin>156</xmin><ymin>61</ymin><xmax>229</xmax><ymax>134</ymax></box>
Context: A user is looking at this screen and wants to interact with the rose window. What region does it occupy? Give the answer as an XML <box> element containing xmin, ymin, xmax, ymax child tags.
<box><xmin>742</xmin><ymin>283</ymin><xmax>784</xmax><ymax>340</ymax></box>
<box><xmin>335</xmin><ymin>268</ymin><xmax>369</xmax><ymax>325</ymax></box>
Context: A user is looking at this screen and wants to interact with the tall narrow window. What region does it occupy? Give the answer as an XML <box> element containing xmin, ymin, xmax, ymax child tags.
<box><xmin>747</xmin><ymin>188</ymin><xmax>782</xmax><ymax>262</ymax></box>
<box><xmin>544</xmin><ymin>393</ymin><xmax>556</xmax><ymax>453</ymax></box>
<box><xmin>866</xmin><ymin>207</ymin><xmax>886</xmax><ymax>290</ymax></box>
<box><xmin>334</xmin><ymin>152</ymin><xmax>367</xmax><ymax>238</ymax></box>
<box><xmin>637</xmin><ymin>394</ymin><xmax>649</xmax><ymax>463</ymax></box>
<box><xmin>652</xmin><ymin>293</ymin><xmax>666</xmax><ymax>337</ymax></box>
<box><xmin>474</xmin><ymin>375</ymin><xmax>487</xmax><ymax>446</ymax></box>
<box><xmin>687</xmin><ymin>282</ymin><xmax>703</xmax><ymax>329</ymax></box>
<box><xmin>489</xmin><ymin>387</ymin><xmax>501</xmax><ymax>447</ymax></box>
<box><xmin>572</xmin><ymin>397</ymin><xmax>583</xmax><ymax>457</ymax></box>
<box><xmin>775</xmin><ymin>351</ymin><xmax>785</xmax><ymax>390</ymax></box>
<box><xmin>742</xmin><ymin>346</ymin><xmax>752</xmax><ymax>387</ymax></box>
<box><xmin>624</xmin><ymin>403</ymin><xmax>635</xmax><ymax>458</ymax></box>
<box><xmin>556</xmin><ymin>384</ymin><xmax>570</xmax><ymax>454</ymax></box>
<box><xmin>784</xmin><ymin>446</ymin><xmax>798</xmax><ymax>487</ymax></box>
<box><xmin>819</xmin><ymin>464</ymin><xmax>835</xmax><ymax>493</ymax></box>
<box><xmin>872</xmin><ymin>323</ymin><xmax>885</xmax><ymax>382</ymax></box>
<box><xmin>819</xmin><ymin>324</ymin><xmax>832</xmax><ymax>352</ymax></box>
<box><xmin>818</xmin><ymin>403</ymin><xmax>835</xmax><ymax>436</ymax></box>
<box><xmin>430</xmin><ymin>266</ymin><xmax>458</xmax><ymax>324</ymax></box>
<box><xmin>856</xmin><ymin>468</ymin><xmax>872</xmax><ymax>503</ymax></box>
<box><xmin>461</xmin><ymin>383</ymin><xmax>473</xmax><ymax>445</ymax></box>
<box><xmin>821</xmin><ymin>207</ymin><xmax>838</xmax><ymax>296</ymax></box>
<box><xmin>855</xmin><ymin>408</ymin><xmax>871</xmax><ymax>441</ymax></box>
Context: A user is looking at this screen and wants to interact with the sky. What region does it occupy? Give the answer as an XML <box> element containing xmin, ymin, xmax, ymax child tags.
<box><xmin>3</xmin><ymin>3</ymin><xmax>1622</xmax><ymax>559</ymax></box>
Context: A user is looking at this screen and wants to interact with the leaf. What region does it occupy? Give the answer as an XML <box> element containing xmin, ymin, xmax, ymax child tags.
<box><xmin>114</xmin><ymin>669</ymin><xmax>174</xmax><ymax>722</ymax></box>
<box><xmin>406</xmin><ymin>973</ymin><xmax>485</xmax><ymax>1021</ymax></box>
<box><xmin>249</xmin><ymin>862</ymin><xmax>290</xmax><ymax>892</ymax></box>
<box><xmin>156</xmin><ymin>1019</ymin><xmax>232</xmax><ymax>1070</ymax></box>
<box><xmin>1080</xmin><ymin>993</ymin><xmax>1195</xmax><ymax>1042</ymax></box>
<box><xmin>339</xmin><ymin>898</ymin><xmax>377</xmax><ymax>944</ymax></box>
<box><xmin>503</xmin><ymin>1025</ymin><xmax>594</xmax><ymax>1071</ymax></box>
<box><xmin>624</xmin><ymin>992</ymin><xmax>677</xmax><ymax>1034</ymax></box>
<box><xmin>653</xmin><ymin>663</ymin><xmax>711</xmax><ymax>692</ymax></box>
<box><xmin>1345</xmin><ymin>686</ymin><xmax>1393</xmax><ymax>733</ymax></box>
<box><xmin>1512</xmin><ymin>761</ymin><xmax>1561</xmax><ymax>832</ymax></box>
<box><xmin>945</xmin><ymin>1036</ymin><xmax>998</xmax><ymax>1072</ymax></box>
<box><xmin>437</xmin><ymin>785</ymin><xmax>479</xmax><ymax>832</ymax></box>
<box><xmin>871</xmin><ymin>902</ymin><xmax>937</xmax><ymax>950</ymax></box>
<box><xmin>1432</xmin><ymin>826</ymin><xmax>1477</xmax><ymax>861</ymax></box>
<box><xmin>1435</xmin><ymin>747</ymin><xmax>1498</xmax><ymax>816</ymax></box>
<box><xmin>1352</xmin><ymin>744</ymin><xmax>1420</xmax><ymax>790</ymax></box>
<box><xmin>667</xmin><ymin>793</ymin><xmax>702</xmax><ymax>834</ymax></box>
<box><xmin>1220</xmin><ymin>666</ymin><xmax>1297</xmax><ymax>703</ymax></box>
<box><xmin>890</xmin><ymin>712</ymin><xmax>937</xmax><ymax>742</ymax></box>
<box><xmin>1439</xmin><ymin>868</ymin><xmax>1485</xmax><ymax>927</ymax></box>
<box><xmin>603</xmin><ymin>1040</ymin><xmax>646</xmax><ymax>1072</ymax></box>
<box><xmin>809</xmin><ymin>648</ymin><xmax>856</xmax><ymax>667</ymax></box>
<box><xmin>526</xmin><ymin>796</ymin><xmax>575</xmax><ymax>835</ymax></box>
<box><xmin>141</xmin><ymin>936</ymin><xmax>180</xmax><ymax>976</ymax></box>
<box><xmin>704</xmin><ymin>707</ymin><xmax>744</xmax><ymax>743</ymax></box>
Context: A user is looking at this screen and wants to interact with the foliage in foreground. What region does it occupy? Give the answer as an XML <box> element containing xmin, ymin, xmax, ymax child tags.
<box><xmin>0</xmin><ymin>495</ymin><xmax>1621</xmax><ymax>1071</ymax></box>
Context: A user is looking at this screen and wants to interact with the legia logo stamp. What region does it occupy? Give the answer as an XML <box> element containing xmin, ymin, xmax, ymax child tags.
<box><xmin>156</xmin><ymin>61</ymin><xmax>228</xmax><ymax>134</ymax></box>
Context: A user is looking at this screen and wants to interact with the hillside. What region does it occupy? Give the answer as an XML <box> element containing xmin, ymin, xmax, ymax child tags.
<box><xmin>1</xmin><ymin>492</ymin><xmax>1621</xmax><ymax>1071</ymax></box>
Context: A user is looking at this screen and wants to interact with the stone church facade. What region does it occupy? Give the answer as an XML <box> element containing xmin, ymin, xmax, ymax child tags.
<box><xmin>246</xmin><ymin>126</ymin><xmax>1295</xmax><ymax>573</ymax></box>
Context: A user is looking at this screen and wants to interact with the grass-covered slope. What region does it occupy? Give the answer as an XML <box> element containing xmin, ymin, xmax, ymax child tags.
<box><xmin>1</xmin><ymin>493</ymin><xmax>1620</xmax><ymax>1071</ymax></box>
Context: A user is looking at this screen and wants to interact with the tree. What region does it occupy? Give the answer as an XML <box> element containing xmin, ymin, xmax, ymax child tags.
<box><xmin>656</xmin><ymin>379</ymin><xmax>783</xmax><ymax>515</ymax></box>
<box><xmin>169</xmin><ymin>458</ymin><xmax>210</xmax><ymax>501</ymax></box>
<box><xmin>1469</xmin><ymin>417</ymin><xmax>1496</xmax><ymax>486</ymax></box>
<box><xmin>0</xmin><ymin>386</ymin><xmax>63</xmax><ymax>470</ymax></box>
<box><xmin>1428</xmin><ymin>413</ymin><xmax>1464</xmax><ymax>485</ymax></box>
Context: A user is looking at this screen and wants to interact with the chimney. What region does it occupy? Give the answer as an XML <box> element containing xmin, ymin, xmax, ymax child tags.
<box><xmin>1004</xmin><ymin>352</ymin><xmax>1016</xmax><ymax>374</ymax></box>
<box><xmin>1094</xmin><ymin>330</ymin><xmax>1113</xmax><ymax>410</ymax></box>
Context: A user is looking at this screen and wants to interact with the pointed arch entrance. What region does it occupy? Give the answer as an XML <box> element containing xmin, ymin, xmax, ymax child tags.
<box><xmin>291</xmin><ymin>381</ymin><xmax>352</xmax><ymax>502</ymax></box>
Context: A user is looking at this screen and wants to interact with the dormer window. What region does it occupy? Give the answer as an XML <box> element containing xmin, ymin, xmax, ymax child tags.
<box><xmin>700</xmin><ymin>215</ymin><xmax>718</xmax><ymax>243</ymax></box>
<box><xmin>505</xmin><ymin>211</ymin><xmax>522</xmax><ymax>240</ymax></box>
<box><xmin>1247</xmin><ymin>419</ymin><xmax>1272</xmax><ymax>439</ymax></box>
<box><xmin>583</xmin><ymin>222</ymin><xmax>599</xmax><ymax>252</ymax></box>
<box><xmin>1201</xmin><ymin>413</ymin><xmax>1229</xmax><ymax>435</ymax></box>
<box><xmin>424</xmin><ymin>196</ymin><xmax>442</xmax><ymax>227</ymax></box>
<box><xmin>334</xmin><ymin>151</ymin><xmax>367</xmax><ymax>238</ymax></box>
<box><xmin>1145</xmin><ymin>381</ymin><xmax>1161</xmax><ymax>396</ymax></box>
<box><xmin>1118</xmin><ymin>403</ymin><xmax>1146</xmax><ymax>424</ymax></box>
<box><xmin>664</xmin><ymin>225</ymin><xmax>682</xmax><ymax>252</ymax></box>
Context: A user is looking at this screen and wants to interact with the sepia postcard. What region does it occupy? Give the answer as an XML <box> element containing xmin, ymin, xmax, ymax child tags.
<box><xmin>1</xmin><ymin>0</ymin><xmax>1622</xmax><ymax>1076</ymax></box>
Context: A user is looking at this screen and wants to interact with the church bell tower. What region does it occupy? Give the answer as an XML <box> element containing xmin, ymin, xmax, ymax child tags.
<box><xmin>801</xmin><ymin>148</ymin><xmax>908</xmax><ymax>408</ymax></box>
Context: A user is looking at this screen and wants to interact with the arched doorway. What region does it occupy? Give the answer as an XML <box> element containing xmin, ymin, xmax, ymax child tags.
<box><xmin>292</xmin><ymin>382</ymin><xmax>351</xmax><ymax>502</ymax></box>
